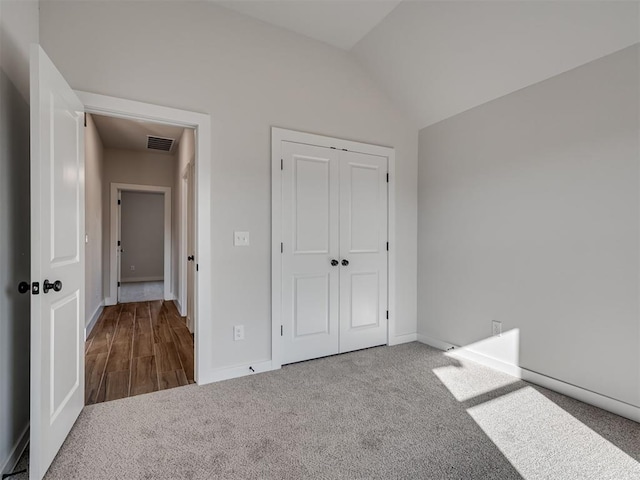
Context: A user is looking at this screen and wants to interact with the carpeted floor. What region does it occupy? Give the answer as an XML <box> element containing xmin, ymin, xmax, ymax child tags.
<box><xmin>119</xmin><ymin>281</ymin><xmax>164</xmax><ymax>303</ymax></box>
<box><xmin>12</xmin><ymin>343</ymin><xmax>640</xmax><ymax>479</ymax></box>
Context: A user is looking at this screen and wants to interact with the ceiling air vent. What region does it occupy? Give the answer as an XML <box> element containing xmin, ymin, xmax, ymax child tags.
<box><xmin>147</xmin><ymin>135</ymin><xmax>174</xmax><ymax>152</ymax></box>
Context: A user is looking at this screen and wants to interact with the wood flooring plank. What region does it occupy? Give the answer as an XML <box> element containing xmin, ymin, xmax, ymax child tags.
<box><xmin>135</xmin><ymin>302</ymin><xmax>151</xmax><ymax>318</ymax></box>
<box><xmin>149</xmin><ymin>300</ymin><xmax>163</xmax><ymax>321</ymax></box>
<box><xmin>173</xmin><ymin>339</ymin><xmax>195</xmax><ymax>384</ymax></box>
<box><xmin>134</xmin><ymin>316</ymin><xmax>152</xmax><ymax>336</ymax></box>
<box><xmin>130</xmin><ymin>356</ymin><xmax>158</xmax><ymax>396</ymax></box>
<box><xmin>154</xmin><ymin>342</ymin><xmax>182</xmax><ymax>373</ymax></box>
<box><xmin>103</xmin><ymin>370</ymin><xmax>130</xmax><ymax>402</ymax></box>
<box><xmin>113</xmin><ymin>312</ymin><xmax>134</xmax><ymax>343</ymax></box>
<box><xmin>171</xmin><ymin>324</ymin><xmax>194</xmax><ymax>346</ymax></box>
<box><xmin>104</xmin><ymin>340</ymin><xmax>132</xmax><ymax>373</ymax></box>
<box><xmin>85</xmin><ymin>353</ymin><xmax>108</xmax><ymax>405</ymax></box>
<box><xmin>153</xmin><ymin>323</ymin><xmax>173</xmax><ymax>344</ymax></box>
<box><xmin>86</xmin><ymin>331</ymin><xmax>114</xmax><ymax>356</ymax></box>
<box><xmin>132</xmin><ymin>333</ymin><xmax>154</xmax><ymax>357</ymax></box>
<box><xmin>158</xmin><ymin>370</ymin><xmax>188</xmax><ymax>390</ymax></box>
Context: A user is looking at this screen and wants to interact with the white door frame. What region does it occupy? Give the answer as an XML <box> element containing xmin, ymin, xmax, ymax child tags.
<box><xmin>109</xmin><ymin>183</ymin><xmax>172</xmax><ymax>302</ymax></box>
<box><xmin>77</xmin><ymin>91</ymin><xmax>211</xmax><ymax>384</ymax></box>
<box><xmin>271</xmin><ymin>127</ymin><xmax>396</xmax><ymax>369</ymax></box>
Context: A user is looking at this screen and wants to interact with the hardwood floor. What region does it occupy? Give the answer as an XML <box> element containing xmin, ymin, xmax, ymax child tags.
<box><xmin>85</xmin><ymin>301</ymin><xmax>194</xmax><ymax>405</ymax></box>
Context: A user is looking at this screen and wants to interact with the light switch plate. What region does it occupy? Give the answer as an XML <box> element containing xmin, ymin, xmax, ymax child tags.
<box><xmin>234</xmin><ymin>231</ymin><xmax>250</xmax><ymax>246</ymax></box>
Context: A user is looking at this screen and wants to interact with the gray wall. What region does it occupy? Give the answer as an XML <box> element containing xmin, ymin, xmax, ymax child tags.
<box><xmin>102</xmin><ymin>148</ymin><xmax>176</xmax><ymax>298</ymax></box>
<box><xmin>0</xmin><ymin>0</ymin><xmax>38</xmax><ymax>473</ymax></box>
<box><xmin>418</xmin><ymin>45</ymin><xmax>640</xmax><ymax>407</ymax></box>
<box><xmin>84</xmin><ymin>113</ymin><xmax>104</xmax><ymax>327</ymax></box>
<box><xmin>120</xmin><ymin>192</ymin><xmax>165</xmax><ymax>282</ymax></box>
<box><xmin>40</xmin><ymin>0</ymin><xmax>418</xmax><ymax>371</ymax></box>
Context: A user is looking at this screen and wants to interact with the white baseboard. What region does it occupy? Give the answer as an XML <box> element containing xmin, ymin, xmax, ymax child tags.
<box><xmin>417</xmin><ymin>335</ymin><xmax>640</xmax><ymax>423</ymax></box>
<box><xmin>173</xmin><ymin>298</ymin><xmax>183</xmax><ymax>314</ymax></box>
<box><xmin>417</xmin><ymin>334</ymin><xmax>457</xmax><ymax>351</ymax></box>
<box><xmin>84</xmin><ymin>302</ymin><xmax>104</xmax><ymax>340</ymax></box>
<box><xmin>389</xmin><ymin>333</ymin><xmax>417</xmax><ymax>346</ymax></box>
<box><xmin>1</xmin><ymin>424</ymin><xmax>29</xmax><ymax>476</ymax></box>
<box><xmin>121</xmin><ymin>276</ymin><xmax>164</xmax><ymax>283</ymax></box>
<box><xmin>197</xmin><ymin>360</ymin><xmax>277</xmax><ymax>385</ymax></box>
<box><xmin>104</xmin><ymin>296</ymin><xmax>117</xmax><ymax>306</ymax></box>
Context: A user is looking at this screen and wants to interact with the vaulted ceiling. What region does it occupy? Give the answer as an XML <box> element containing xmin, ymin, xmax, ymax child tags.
<box><xmin>215</xmin><ymin>0</ymin><xmax>639</xmax><ymax>129</ymax></box>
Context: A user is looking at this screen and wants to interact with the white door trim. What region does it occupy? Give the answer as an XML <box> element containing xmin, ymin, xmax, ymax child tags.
<box><xmin>108</xmin><ymin>183</ymin><xmax>172</xmax><ymax>303</ymax></box>
<box><xmin>271</xmin><ymin>127</ymin><xmax>396</xmax><ymax>369</ymax></box>
<box><xmin>77</xmin><ymin>91</ymin><xmax>211</xmax><ymax>385</ymax></box>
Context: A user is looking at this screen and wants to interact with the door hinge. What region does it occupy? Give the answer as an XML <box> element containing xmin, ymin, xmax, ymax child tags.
<box><xmin>386</xmin><ymin>173</ymin><xmax>389</xmax><ymax>183</ymax></box>
<box><xmin>32</xmin><ymin>282</ymin><xmax>40</xmax><ymax>295</ymax></box>
<box><xmin>386</xmin><ymin>310</ymin><xmax>389</xmax><ymax>320</ymax></box>
<box><xmin>281</xmin><ymin>159</ymin><xmax>283</xmax><ymax>170</ymax></box>
<box><xmin>196</xmin><ymin>264</ymin><xmax>199</xmax><ymax>271</ymax></box>
<box><xmin>281</xmin><ymin>242</ymin><xmax>283</xmax><ymax>253</ymax></box>
<box><xmin>117</xmin><ymin>240</ymin><xmax>121</xmax><ymax>247</ymax></box>
<box><xmin>386</xmin><ymin>242</ymin><xmax>389</xmax><ymax>251</ymax></box>
<box><xmin>280</xmin><ymin>325</ymin><xmax>283</xmax><ymax>336</ymax></box>
<box><xmin>118</xmin><ymin>282</ymin><xmax>121</xmax><ymax>287</ymax></box>
<box><xmin>84</xmin><ymin>112</ymin><xmax>87</xmax><ymax>127</ymax></box>
<box><xmin>118</xmin><ymin>199</ymin><xmax>121</xmax><ymax>205</ymax></box>
<box><xmin>330</xmin><ymin>146</ymin><xmax>336</xmax><ymax>150</ymax></box>
<box><xmin>342</xmin><ymin>148</ymin><xmax>348</xmax><ymax>152</ymax></box>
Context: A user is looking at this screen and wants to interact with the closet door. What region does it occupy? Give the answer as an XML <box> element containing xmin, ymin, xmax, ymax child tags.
<box><xmin>281</xmin><ymin>142</ymin><xmax>340</xmax><ymax>364</ymax></box>
<box><xmin>338</xmin><ymin>151</ymin><xmax>388</xmax><ymax>353</ymax></box>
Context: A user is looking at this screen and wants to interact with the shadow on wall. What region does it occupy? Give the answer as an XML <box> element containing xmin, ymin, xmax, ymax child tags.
<box><xmin>431</xmin><ymin>329</ymin><xmax>640</xmax><ymax>477</ymax></box>
<box><xmin>0</xmin><ymin>68</ymin><xmax>31</xmax><ymax>471</ymax></box>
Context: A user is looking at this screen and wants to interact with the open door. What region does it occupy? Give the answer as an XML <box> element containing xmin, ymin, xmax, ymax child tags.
<box><xmin>186</xmin><ymin>162</ymin><xmax>196</xmax><ymax>332</ymax></box>
<box><xmin>30</xmin><ymin>45</ymin><xmax>85</xmax><ymax>480</ymax></box>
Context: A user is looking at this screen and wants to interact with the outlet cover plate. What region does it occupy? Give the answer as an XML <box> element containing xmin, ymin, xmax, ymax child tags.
<box><xmin>492</xmin><ymin>320</ymin><xmax>502</xmax><ymax>336</ymax></box>
<box><xmin>234</xmin><ymin>325</ymin><xmax>245</xmax><ymax>341</ymax></box>
<box><xmin>234</xmin><ymin>231</ymin><xmax>250</xmax><ymax>246</ymax></box>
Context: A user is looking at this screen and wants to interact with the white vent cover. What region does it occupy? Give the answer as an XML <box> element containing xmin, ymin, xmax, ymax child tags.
<box><xmin>147</xmin><ymin>135</ymin><xmax>175</xmax><ymax>152</ymax></box>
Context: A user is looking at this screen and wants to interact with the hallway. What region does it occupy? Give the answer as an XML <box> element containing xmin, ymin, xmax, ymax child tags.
<box><xmin>85</xmin><ymin>301</ymin><xmax>194</xmax><ymax>405</ymax></box>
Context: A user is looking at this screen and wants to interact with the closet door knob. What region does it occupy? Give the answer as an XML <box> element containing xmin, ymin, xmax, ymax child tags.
<box><xmin>341</xmin><ymin>259</ymin><xmax>349</xmax><ymax>266</ymax></box>
<box><xmin>43</xmin><ymin>279</ymin><xmax>63</xmax><ymax>294</ymax></box>
<box><xmin>330</xmin><ymin>259</ymin><xmax>339</xmax><ymax>266</ymax></box>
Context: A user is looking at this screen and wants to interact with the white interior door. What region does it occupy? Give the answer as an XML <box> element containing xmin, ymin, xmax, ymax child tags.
<box><xmin>116</xmin><ymin>190</ymin><xmax>122</xmax><ymax>302</ymax></box>
<box><xmin>30</xmin><ymin>45</ymin><xmax>85</xmax><ymax>480</ymax></box>
<box><xmin>186</xmin><ymin>162</ymin><xmax>196</xmax><ymax>332</ymax></box>
<box><xmin>281</xmin><ymin>141</ymin><xmax>340</xmax><ymax>364</ymax></box>
<box><xmin>338</xmin><ymin>151</ymin><xmax>388</xmax><ymax>352</ymax></box>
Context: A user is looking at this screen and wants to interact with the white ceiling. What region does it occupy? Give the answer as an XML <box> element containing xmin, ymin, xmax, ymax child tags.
<box><xmin>92</xmin><ymin>114</ymin><xmax>184</xmax><ymax>154</ymax></box>
<box><xmin>212</xmin><ymin>1</ymin><xmax>639</xmax><ymax>129</ymax></box>
<box><xmin>214</xmin><ymin>0</ymin><xmax>401</xmax><ymax>50</ymax></box>
<box><xmin>352</xmin><ymin>1</ymin><xmax>640</xmax><ymax>128</ymax></box>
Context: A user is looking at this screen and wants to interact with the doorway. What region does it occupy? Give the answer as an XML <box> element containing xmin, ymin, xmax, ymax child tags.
<box><xmin>83</xmin><ymin>113</ymin><xmax>196</xmax><ymax>404</ymax></box>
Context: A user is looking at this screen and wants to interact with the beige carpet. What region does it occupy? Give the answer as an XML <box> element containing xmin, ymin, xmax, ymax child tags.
<box><xmin>12</xmin><ymin>343</ymin><xmax>640</xmax><ymax>479</ymax></box>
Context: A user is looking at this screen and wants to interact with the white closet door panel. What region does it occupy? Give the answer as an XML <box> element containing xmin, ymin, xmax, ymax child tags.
<box><xmin>281</xmin><ymin>142</ymin><xmax>340</xmax><ymax>364</ymax></box>
<box><xmin>339</xmin><ymin>151</ymin><xmax>388</xmax><ymax>353</ymax></box>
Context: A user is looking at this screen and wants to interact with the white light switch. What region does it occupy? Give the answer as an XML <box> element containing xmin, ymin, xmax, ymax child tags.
<box><xmin>234</xmin><ymin>231</ymin><xmax>250</xmax><ymax>246</ymax></box>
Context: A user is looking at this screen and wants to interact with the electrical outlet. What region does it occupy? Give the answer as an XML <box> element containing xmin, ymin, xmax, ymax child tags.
<box><xmin>234</xmin><ymin>231</ymin><xmax>250</xmax><ymax>247</ymax></box>
<box><xmin>234</xmin><ymin>325</ymin><xmax>245</xmax><ymax>341</ymax></box>
<box><xmin>130</xmin><ymin>265</ymin><xmax>135</xmax><ymax>271</ymax></box>
<box><xmin>492</xmin><ymin>320</ymin><xmax>502</xmax><ymax>337</ymax></box>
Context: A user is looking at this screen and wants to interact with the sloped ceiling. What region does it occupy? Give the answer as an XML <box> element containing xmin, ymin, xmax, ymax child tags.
<box><xmin>215</xmin><ymin>1</ymin><xmax>639</xmax><ymax>130</ymax></box>
<box><xmin>353</xmin><ymin>1</ymin><xmax>640</xmax><ymax>128</ymax></box>
<box><xmin>214</xmin><ymin>0</ymin><xmax>401</xmax><ymax>50</ymax></box>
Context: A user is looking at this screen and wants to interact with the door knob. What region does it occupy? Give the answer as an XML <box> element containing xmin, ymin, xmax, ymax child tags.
<box><xmin>18</xmin><ymin>282</ymin><xmax>30</xmax><ymax>294</ymax></box>
<box><xmin>341</xmin><ymin>259</ymin><xmax>349</xmax><ymax>266</ymax></box>
<box><xmin>187</xmin><ymin>255</ymin><xmax>195</xmax><ymax>261</ymax></box>
<box><xmin>43</xmin><ymin>279</ymin><xmax>63</xmax><ymax>294</ymax></box>
<box><xmin>331</xmin><ymin>259</ymin><xmax>339</xmax><ymax>266</ymax></box>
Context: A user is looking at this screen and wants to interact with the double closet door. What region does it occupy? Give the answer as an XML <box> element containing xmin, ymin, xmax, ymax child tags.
<box><xmin>280</xmin><ymin>141</ymin><xmax>388</xmax><ymax>365</ymax></box>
